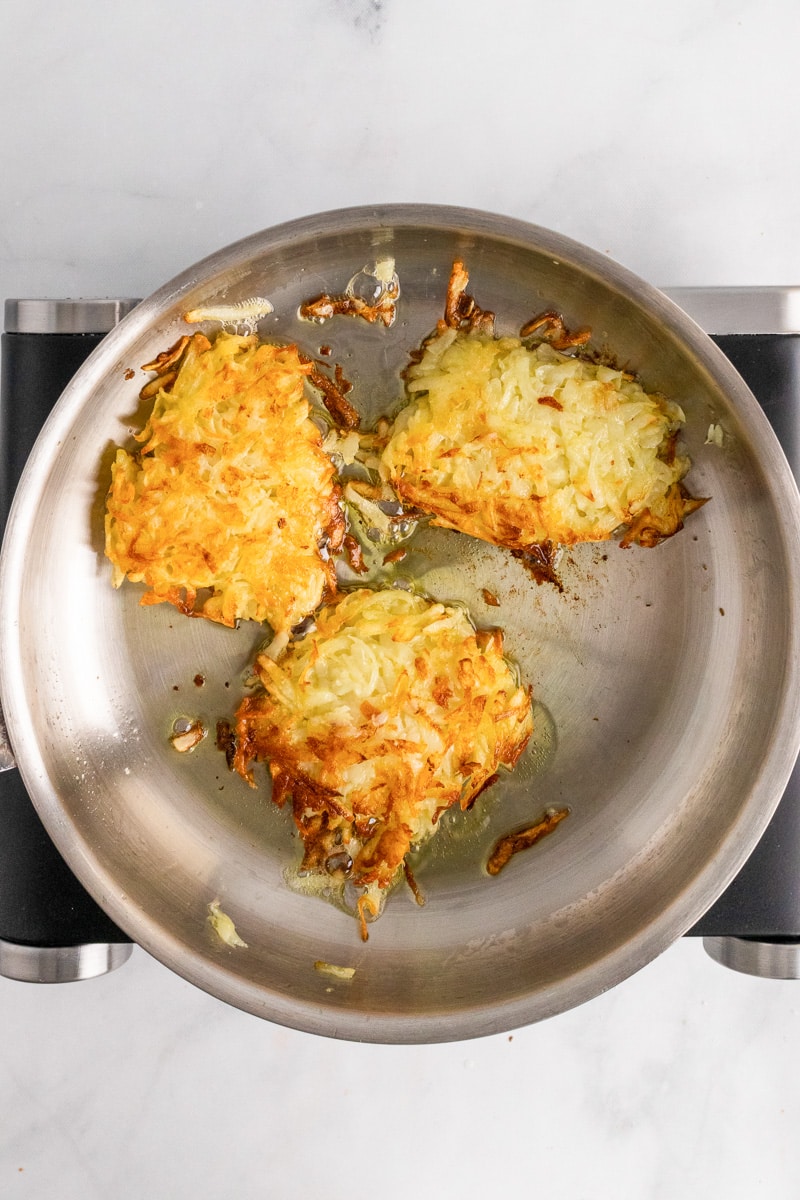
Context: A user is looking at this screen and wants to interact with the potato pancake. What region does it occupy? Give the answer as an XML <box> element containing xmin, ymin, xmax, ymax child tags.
<box><xmin>232</xmin><ymin>587</ymin><xmax>533</xmax><ymax>936</ymax></box>
<box><xmin>105</xmin><ymin>332</ymin><xmax>344</xmax><ymax>630</ymax></box>
<box><xmin>381</xmin><ymin>325</ymin><xmax>703</xmax><ymax>552</ymax></box>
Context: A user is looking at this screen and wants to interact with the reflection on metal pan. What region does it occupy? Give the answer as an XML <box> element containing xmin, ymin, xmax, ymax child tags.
<box><xmin>2</xmin><ymin>205</ymin><xmax>800</xmax><ymax>1042</ymax></box>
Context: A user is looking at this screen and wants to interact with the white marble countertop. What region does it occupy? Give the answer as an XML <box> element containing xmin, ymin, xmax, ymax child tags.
<box><xmin>3</xmin><ymin>2</ymin><xmax>800</xmax><ymax>1196</ymax></box>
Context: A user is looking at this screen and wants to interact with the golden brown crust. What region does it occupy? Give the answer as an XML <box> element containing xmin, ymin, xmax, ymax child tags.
<box><xmin>618</xmin><ymin>483</ymin><xmax>709</xmax><ymax>549</ymax></box>
<box><xmin>105</xmin><ymin>332</ymin><xmax>345</xmax><ymax>631</ymax></box>
<box><xmin>230</xmin><ymin>588</ymin><xmax>534</xmax><ymax>929</ymax></box>
<box><xmin>383</xmin><ymin>328</ymin><xmax>703</xmax><ymax>553</ymax></box>
<box><xmin>382</xmin><ymin>262</ymin><xmax>707</xmax><ymax>558</ymax></box>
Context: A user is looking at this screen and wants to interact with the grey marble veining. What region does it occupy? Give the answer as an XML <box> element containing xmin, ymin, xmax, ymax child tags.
<box><xmin>3</xmin><ymin>1</ymin><xmax>800</xmax><ymax>1196</ymax></box>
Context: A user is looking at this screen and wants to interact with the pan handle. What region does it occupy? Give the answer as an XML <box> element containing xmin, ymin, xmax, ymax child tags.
<box><xmin>0</xmin><ymin>701</ymin><xmax>15</xmax><ymax>772</ymax></box>
<box><xmin>1</xmin><ymin>299</ymin><xmax>141</xmax><ymax>776</ymax></box>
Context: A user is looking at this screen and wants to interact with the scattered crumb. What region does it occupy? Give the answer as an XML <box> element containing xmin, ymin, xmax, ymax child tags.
<box><xmin>169</xmin><ymin>719</ymin><xmax>206</xmax><ymax>753</ymax></box>
<box><xmin>487</xmin><ymin>807</ymin><xmax>570</xmax><ymax>876</ymax></box>
<box><xmin>208</xmin><ymin>899</ymin><xmax>248</xmax><ymax>948</ymax></box>
<box><xmin>314</xmin><ymin>961</ymin><xmax>356</xmax><ymax>980</ymax></box>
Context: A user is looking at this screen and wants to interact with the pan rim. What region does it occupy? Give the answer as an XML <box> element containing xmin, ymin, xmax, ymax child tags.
<box><xmin>3</xmin><ymin>204</ymin><xmax>800</xmax><ymax>1042</ymax></box>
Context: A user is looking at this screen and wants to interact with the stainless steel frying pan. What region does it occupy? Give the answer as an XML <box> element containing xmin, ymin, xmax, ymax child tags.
<box><xmin>2</xmin><ymin>205</ymin><xmax>800</xmax><ymax>1042</ymax></box>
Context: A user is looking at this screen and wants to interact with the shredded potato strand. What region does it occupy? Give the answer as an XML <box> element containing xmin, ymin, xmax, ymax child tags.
<box><xmin>381</xmin><ymin>330</ymin><xmax>699</xmax><ymax>549</ymax></box>
<box><xmin>233</xmin><ymin>589</ymin><xmax>533</xmax><ymax>930</ymax></box>
<box><xmin>105</xmin><ymin>332</ymin><xmax>344</xmax><ymax>630</ymax></box>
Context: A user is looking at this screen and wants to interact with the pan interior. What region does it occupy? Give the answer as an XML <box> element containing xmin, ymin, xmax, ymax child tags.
<box><xmin>3</xmin><ymin>208</ymin><xmax>800</xmax><ymax>1041</ymax></box>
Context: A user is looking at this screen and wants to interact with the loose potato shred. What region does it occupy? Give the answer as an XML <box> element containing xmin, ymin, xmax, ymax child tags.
<box><xmin>486</xmin><ymin>807</ymin><xmax>570</xmax><ymax>876</ymax></box>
